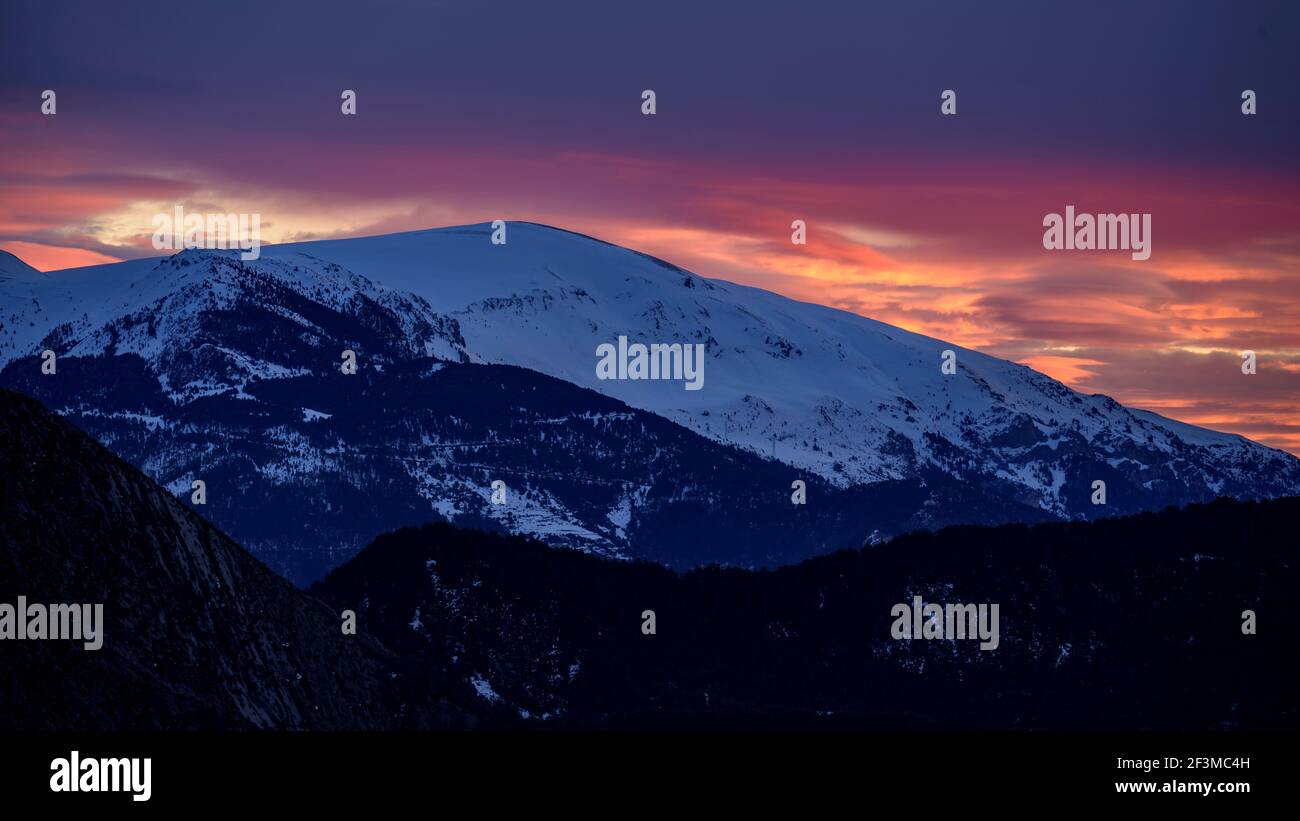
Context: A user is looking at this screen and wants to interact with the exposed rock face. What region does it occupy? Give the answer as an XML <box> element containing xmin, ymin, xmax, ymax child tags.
<box><xmin>0</xmin><ymin>389</ymin><xmax>409</xmax><ymax>730</ymax></box>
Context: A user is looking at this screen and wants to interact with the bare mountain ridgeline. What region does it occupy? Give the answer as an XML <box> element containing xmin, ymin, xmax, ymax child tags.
<box><xmin>2</xmin><ymin>225</ymin><xmax>1297</xmax><ymax>584</ymax></box>
<box><xmin>3</xmin><ymin>388</ymin><xmax>1296</xmax><ymax>730</ymax></box>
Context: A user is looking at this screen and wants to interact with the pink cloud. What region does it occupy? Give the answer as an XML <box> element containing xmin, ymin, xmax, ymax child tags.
<box><xmin>2</xmin><ymin>120</ymin><xmax>1298</xmax><ymax>453</ymax></box>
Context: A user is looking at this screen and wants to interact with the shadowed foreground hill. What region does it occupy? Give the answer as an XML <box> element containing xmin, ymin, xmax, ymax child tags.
<box><xmin>2</xmin><ymin>386</ymin><xmax>1296</xmax><ymax>730</ymax></box>
<box><xmin>0</xmin><ymin>389</ymin><xmax>456</xmax><ymax>730</ymax></box>
<box><xmin>314</xmin><ymin>499</ymin><xmax>1300</xmax><ymax>730</ymax></box>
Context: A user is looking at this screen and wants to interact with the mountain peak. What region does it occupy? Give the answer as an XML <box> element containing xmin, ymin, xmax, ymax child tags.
<box><xmin>0</xmin><ymin>248</ymin><xmax>42</xmax><ymax>279</ymax></box>
<box><xmin>2</xmin><ymin>224</ymin><xmax>1297</xmax><ymax>583</ymax></box>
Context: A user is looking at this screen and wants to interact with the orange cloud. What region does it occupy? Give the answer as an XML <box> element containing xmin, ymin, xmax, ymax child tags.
<box><xmin>2</xmin><ymin>138</ymin><xmax>1298</xmax><ymax>454</ymax></box>
<box><xmin>1018</xmin><ymin>356</ymin><xmax>1108</xmax><ymax>385</ymax></box>
<box><xmin>1</xmin><ymin>241</ymin><xmax>121</xmax><ymax>271</ymax></box>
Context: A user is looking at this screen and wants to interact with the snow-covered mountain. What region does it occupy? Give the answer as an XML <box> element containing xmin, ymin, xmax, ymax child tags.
<box><xmin>2</xmin><ymin>223</ymin><xmax>1297</xmax><ymax>581</ymax></box>
<box><xmin>258</xmin><ymin>225</ymin><xmax>1294</xmax><ymax>496</ymax></box>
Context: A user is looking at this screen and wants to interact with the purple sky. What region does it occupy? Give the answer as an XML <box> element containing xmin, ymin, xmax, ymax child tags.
<box><xmin>1</xmin><ymin>0</ymin><xmax>1298</xmax><ymax>451</ymax></box>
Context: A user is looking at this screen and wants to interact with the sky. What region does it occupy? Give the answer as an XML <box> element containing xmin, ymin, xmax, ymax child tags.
<box><xmin>1</xmin><ymin>0</ymin><xmax>1298</xmax><ymax>452</ymax></box>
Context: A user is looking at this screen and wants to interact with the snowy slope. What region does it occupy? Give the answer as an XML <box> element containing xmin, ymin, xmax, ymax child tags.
<box><xmin>0</xmin><ymin>250</ymin><xmax>53</xmax><ymax>361</ymax></box>
<box><xmin>2</xmin><ymin>221</ymin><xmax>1297</xmax><ymax>551</ymax></box>
<box><xmin>263</xmin><ymin>223</ymin><xmax>1298</xmax><ymax>506</ymax></box>
<box><xmin>3</xmin><ymin>247</ymin><xmax>1045</xmax><ymax>583</ymax></box>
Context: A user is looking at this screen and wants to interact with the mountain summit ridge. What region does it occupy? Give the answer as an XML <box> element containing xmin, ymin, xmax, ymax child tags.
<box><xmin>2</xmin><ymin>223</ymin><xmax>1296</xmax><ymax>580</ymax></box>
